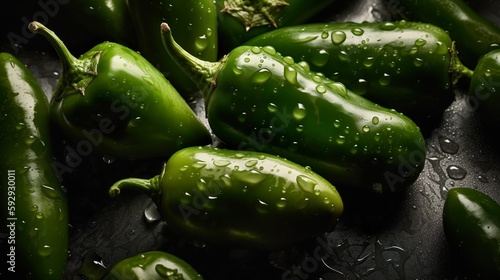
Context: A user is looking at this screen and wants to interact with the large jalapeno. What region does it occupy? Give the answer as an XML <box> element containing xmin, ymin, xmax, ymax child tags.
<box><xmin>244</xmin><ymin>21</ymin><xmax>473</xmax><ymax>129</ymax></box>
<box><xmin>467</xmin><ymin>49</ymin><xmax>500</xmax><ymax>132</ymax></box>
<box><xmin>27</xmin><ymin>21</ymin><xmax>212</xmax><ymax>164</ymax></box>
<box><xmin>0</xmin><ymin>52</ymin><xmax>68</xmax><ymax>279</ymax></box>
<box><xmin>109</xmin><ymin>146</ymin><xmax>344</xmax><ymax>250</ymax></box>
<box><xmin>385</xmin><ymin>0</ymin><xmax>500</xmax><ymax>68</ymax></box>
<box><xmin>442</xmin><ymin>187</ymin><xmax>500</xmax><ymax>279</ymax></box>
<box><xmin>215</xmin><ymin>0</ymin><xmax>337</xmax><ymax>56</ymax></box>
<box><xmin>126</xmin><ymin>0</ymin><xmax>218</xmax><ymax>97</ymax></box>
<box><xmin>161</xmin><ymin>23</ymin><xmax>427</xmax><ymax>195</ymax></box>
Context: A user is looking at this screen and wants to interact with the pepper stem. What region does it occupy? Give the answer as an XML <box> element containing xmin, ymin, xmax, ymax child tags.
<box><xmin>109</xmin><ymin>175</ymin><xmax>161</xmax><ymax>200</ymax></box>
<box><xmin>450</xmin><ymin>41</ymin><xmax>474</xmax><ymax>85</ymax></box>
<box><xmin>28</xmin><ymin>21</ymin><xmax>99</xmax><ymax>99</ymax></box>
<box><xmin>160</xmin><ymin>22</ymin><xmax>222</xmax><ymax>102</ymax></box>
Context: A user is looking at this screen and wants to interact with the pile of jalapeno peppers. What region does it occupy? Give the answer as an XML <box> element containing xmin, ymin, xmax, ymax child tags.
<box><xmin>1</xmin><ymin>0</ymin><xmax>500</xmax><ymax>279</ymax></box>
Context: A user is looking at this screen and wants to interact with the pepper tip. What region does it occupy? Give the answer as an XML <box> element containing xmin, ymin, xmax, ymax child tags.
<box><xmin>160</xmin><ymin>22</ymin><xmax>171</xmax><ymax>34</ymax></box>
<box><xmin>28</xmin><ymin>21</ymin><xmax>40</xmax><ymax>33</ymax></box>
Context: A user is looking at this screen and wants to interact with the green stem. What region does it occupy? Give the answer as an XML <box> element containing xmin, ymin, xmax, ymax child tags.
<box><xmin>160</xmin><ymin>22</ymin><xmax>222</xmax><ymax>102</ymax></box>
<box><xmin>28</xmin><ymin>21</ymin><xmax>99</xmax><ymax>99</ymax></box>
<box><xmin>451</xmin><ymin>41</ymin><xmax>474</xmax><ymax>84</ymax></box>
<box><xmin>109</xmin><ymin>175</ymin><xmax>161</xmax><ymax>200</ymax></box>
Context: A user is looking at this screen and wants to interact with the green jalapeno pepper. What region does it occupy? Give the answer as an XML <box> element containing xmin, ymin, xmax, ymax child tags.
<box><xmin>27</xmin><ymin>21</ymin><xmax>212</xmax><ymax>162</ymax></box>
<box><xmin>442</xmin><ymin>187</ymin><xmax>500</xmax><ymax>279</ymax></box>
<box><xmin>215</xmin><ymin>0</ymin><xmax>337</xmax><ymax>56</ymax></box>
<box><xmin>126</xmin><ymin>0</ymin><xmax>218</xmax><ymax>97</ymax></box>
<box><xmin>161</xmin><ymin>22</ymin><xmax>427</xmax><ymax>195</ymax></box>
<box><xmin>103</xmin><ymin>251</ymin><xmax>204</xmax><ymax>280</ymax></box>
<box><xmin>0</xmin><ymin>52</ymin><xmax>68</xmax><ymax>279</ymax></box>
<box><xmin>467</xmin><ymin>49</ymin><xmax>500</xmax><ymax>132</ymax></box>
<box><xmin>244</xmin><ymin>21</ymin><xmax>474</xmax><ymax>129</ymax></box>
<box><xmin>109</xmin><ymin>146</ymin><xmax>344</xmax><ymax>250</ymax></box>
<box><xmin>385</xmin><ymin>0</ymin><xmax>500</xmax><ymax>68</ymax></box>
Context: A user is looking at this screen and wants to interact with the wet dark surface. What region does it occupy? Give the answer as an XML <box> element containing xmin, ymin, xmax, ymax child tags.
<box><xmin>2</xmin><ymin>0</ymin><xmax>500</xmax><ymax>279</ymax></box>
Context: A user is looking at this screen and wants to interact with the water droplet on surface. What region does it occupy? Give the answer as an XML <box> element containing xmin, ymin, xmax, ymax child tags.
<box><xmin>102</xmin><ymin>154</ymin><xmax>115</xmax><ymax>164</ymax></box>
<box><xmin>192</xmin><ymin>161</ymin><xmax>207</xmax><ymax>169</ymax></box>
<box><xmin>331</xmin><ymin>31</ymin><xmax>347</xmax><ymax>44</ymax></box>
<box><xmin>328</xmin><ymin>82</ymin><xmax>348</xmax><ymax>98</ymax></box>
<box><xmin>438</xmin><ymin>136</ymin><xmax>459</xmax><ymax>154</ymax></box>
<box><xmin>276</xmin><ymin>198</ymin><xmax>287</xmax><ymax>208</ymax></box>
<box><xmin>195</xmin><ymin>35</ymin><xmax>209</xmax><ymax>52</ymax></box>
<box><xmin>245</xmin><ymin>160</ymin><xmax>258</xmax><ymax>167</ymax></box>
<box><xmin>262</xmin><ymin>45</ymin><xmax>276</xmax><ymax>55</ymax></box>
<box><xmin>267</xmin><ymin>103</ymin><xmax>278</xmax><ymax>112</ymax></box>
<box><xmin>372</xmin><ymin>116</ymin><xmax>379</xmax><ymax>125</ymax></box>
<box><xmin>283</xmin><ymin>56</ymin><xmax>295</xmax><ymax>65</ymax></box>
<box><xmin>284</xmin><ymin>66</ymin><xmax>298</xmax><ymax>85</ymax></box>
<box><xmin>233</xmin><ymin>65</ymin><xmax>244</xmax><ymax>75</ymax></box>
<box><xmin>379</xmin><ymin>73</ymin><xmax>391</xmax><ymax>86</ymax></box>
<box><xmin>233</xmin><ymin>170</ymin><xmax>268</xmax><ymax>186</ymax></box>
<box><xmin>39</xmin><ymin>245</ymin><xmax>53</xmax><ymax>257</ymax></box>
<box><xmin>214</xmin><ymin>159</ymin><xmax>231</xmax><ymax>167</ymax></box>
<box><xmin>311</xmin><ymin>49</ymin><xmax>330</xmax><ymax>67</ymax></box>
<box><xmin>446</xmin><ymin>165</ymin><xmax>467</xmax><ymax>180</ymax></box>
<box><xmin>296</xmin><ymin>175</ymin><xmax>317</xmax><ymax>193</ymax></box>
<box><xmin>413</xmin><ymin>57</ymin><xmax>424</xmax><ymax>67</ymax></box>
<box><xmin>379</xmin><ymin>22</ymin><xmax>397</xmax><ymax>30</ymax></box>
<box><xmin>144</xmin><ymin>201</ymin><xmax>162</xmax><ymax>222</ymax></box>
<box><xmin>315</xmin><ymin>85</ymin><xmax>327</xmax><ymax>94</ymax></box>
<box><xmin>128</xmin><ymin>116</ymin><xmax>142</xmax><ymax>128</ymax></box>
<box><xmin>321</xmin><ymin>31</ymin><xmax>329</xmax><ymax>39</ymax></box>
<box><xmin>251</xmin><ymin>46</ymin><xmax>262</xmax><ymax>54</ymax></box>
<box><xmin>363</xmin><ymin>56</ymin><xmax>375</xmax><ymax>67</ymax></box>
<box><xmin>250</xmin><ymin>68</ymin><xmax>272</xmax><ymax>84</ymax></box>
<box><xmin>351</xmin><ymin>28</ymin><xmax>364</xmax><ymax>36</ymax></box>
<box><xmin>415</xmin><ymin>38</ymin><xmax>427</xmax><ymax>47</ymax></box>
<box><xmin>293</xmin><ymin>103</ymin><xmax>307</xmax><ymax>120</ymax></box>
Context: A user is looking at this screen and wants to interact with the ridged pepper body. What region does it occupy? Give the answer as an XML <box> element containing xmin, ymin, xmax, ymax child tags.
<box><xmin>0</xmin><ymin>52</ymin><xmax>68</xmax><ymax>279</ymax></box>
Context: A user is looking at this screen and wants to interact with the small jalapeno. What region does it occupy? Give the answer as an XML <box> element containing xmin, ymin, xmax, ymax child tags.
<box><xmin>109</xmin><ymin>146</ymin><xmax>344</xmax><ymax>250</ymax></box>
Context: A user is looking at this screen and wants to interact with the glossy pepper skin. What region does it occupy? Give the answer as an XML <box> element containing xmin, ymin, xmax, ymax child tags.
<box><xmin>161</xmin><ymin>23</ymin><xmax>427</xmax><ymax>195</ymax></box>
<box><xmin>28</xmin><ymin>21</ymin><xmax>212</xmax><ymax>161</ymax></box>
<box><xmin>0</xmin><ymin>52</ymin><xmax>68</xmax><ymax>279</ymax></box>
<box><xmin>126</xmin><ymin>0</ymin><xmax>218</xmax><ymax>97</ymax></box>
<box><xmin>244</xmin><ymin>21</ymin><xmax>473</xmax><ymax>130</ymax></box>
<box><xmin>468</xmin><ymin>49</ymin><xmax>500</xmax><ymax>131</ymax></box>
<box><xmin>443</xmin><ymin>187</ymin><xmax>500</xmax><ymax>279</ymax></box>
<box><xmin>109</xmin><ymin>146</ymin><xmax>344</xmax><ymax>250</ymax></box>
<box><xmin>215</xmin><ymin>0</ymin><xmax>337</xmax><ymax>56</ymax></box>
<box><xmin>386</xmin><ymin>0</ymin><xmax>500</xmax><ymax>69</ymax></box>
<box><xmin>103</xmin><ymin>251</ymin><xmax>204</xmax><ymax>280</ymax></box>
